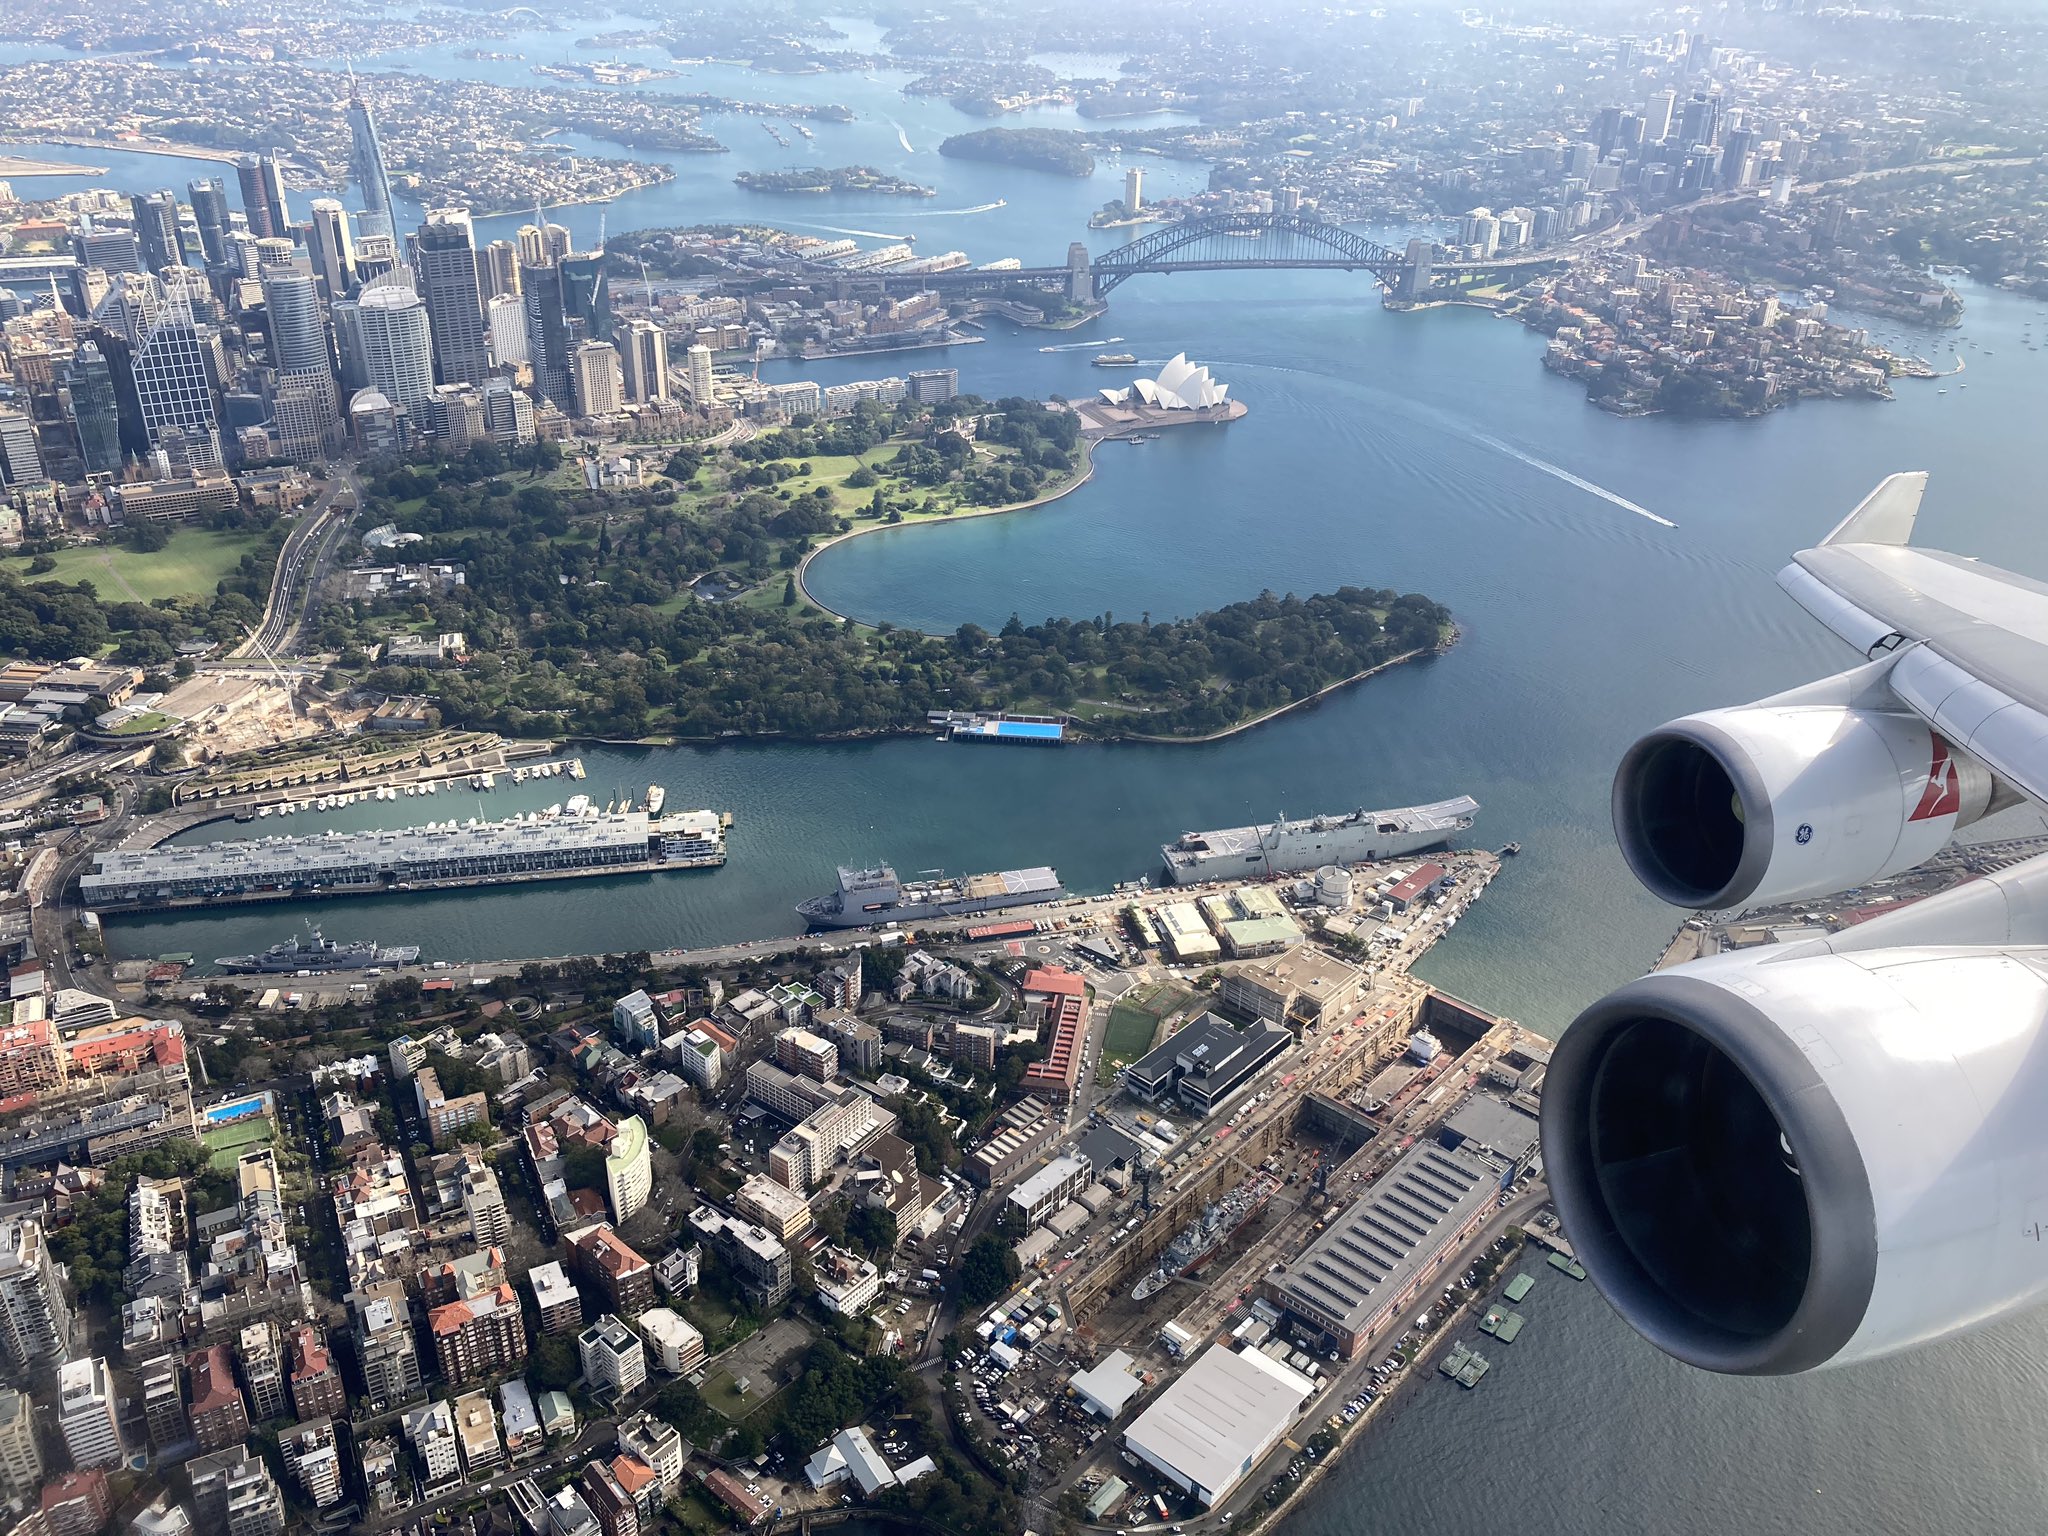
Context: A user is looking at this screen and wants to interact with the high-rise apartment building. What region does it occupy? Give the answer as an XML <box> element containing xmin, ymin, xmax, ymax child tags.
<box><xmin>414</xmin><ymin>210</ymin><xmax>491</xmax><ymax>387</ymax></box>
<box><xmin>0</xmin><ymin>1388</ymin><xmax>42</xmax><ymax>1499</ymax></box>
<box><xmin>352</xmin><ymin>1280</ymin><xmax>424</xmax><ymax>1406</ymax></box>
<box><xmin>280</xmin><ymin>1416</ymin><xmax>343</xmax><ymax>1507</ymax></box>
<box><xmin>238</xmin><ymin>1320</ymin><xmax>289</xmax><ymax>1422</ymax></box>
<box><xmin>288</xmin><ymin>1322</ymin><xmax>347</xmax><ymax>1421</ymax></box>
<box><xmin>190</xmin><ymin>1447</ymin><xmax>285</xmax><ymax>1536</ymax></box>
<box><xmin>57</xmin><ymin>1357</ymin><xmax>126</xmax><ymax>1470</ymax></box>
<box><xmin>577</xmin><ymin>1315</ymin><xmax>646</xmax><ymax>1399</ymax></box>
<box><xmin>684</xmin><ymin>343</ymin><xmax>714</xmax><ymax>405</ymax></box>
<box><xmin>186</xmin><ymin>1343</ymin><xmax>251</xmax><ymax>1451</ymax></box>
<box><xmin>479</xmin><ymin>239</ymin><xmax>521</xmax><ymax>299</ymax></box>
<box><xmin>0</xmin><ymin>411</ymin><xmax>42</xmax><ymax>487</ymax></box>
<box><xmin>427</xmin><ymin>1281</ymin><xmax>527</xmax><ymax>1383</ymax></box>
<box><xmin>0</xmin><ymin>1217</ymin><xmax>71</xmax><ymax>1365</ymax></box>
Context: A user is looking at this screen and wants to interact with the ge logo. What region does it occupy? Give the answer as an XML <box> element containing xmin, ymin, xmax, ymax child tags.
<box><xmin>1795</xmin><ymin>824</ymin><xmax>1814</xmax><ymax>845</ymax></box>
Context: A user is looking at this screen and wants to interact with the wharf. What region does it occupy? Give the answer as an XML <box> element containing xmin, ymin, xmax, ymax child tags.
<box><xmin>1547</xmin><ymin>1249</ymin><xmax>1588</xmax><ymax>1280</ymax></box>
<box><xmin>1440</xmin><ymin>1341</ymin><xmax>1492</xmax><ymax>1387</ymax></box>
<box><xmin>1479</xmin><ymin>1306</ymin><xmax>1525</xmax><ymax>1341</ymax></box>
<box><xmin>1503</xmin><ymin>1272</ymin><xmax>1535</xmax><ymax>1303</ymax></box>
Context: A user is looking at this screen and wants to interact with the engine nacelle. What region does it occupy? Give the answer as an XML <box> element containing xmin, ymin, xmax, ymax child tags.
<box><xmin>1612</xmin><ymin>702</ymin><xmax>1993</xmax><ymax>910</ymax></box>
<box><xmin>1541</xmin><ymin>945</ymin><xmax>2048</xmax><ymax>1374</ymax></box>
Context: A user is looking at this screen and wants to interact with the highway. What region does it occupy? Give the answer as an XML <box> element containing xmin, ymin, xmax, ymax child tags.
<box><xmin>235</xmin><ymin>465</ymin><xmax>362</xmax><ymax>660</ymax></box>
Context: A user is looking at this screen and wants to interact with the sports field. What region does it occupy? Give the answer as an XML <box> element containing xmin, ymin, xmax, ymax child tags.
<box><xmin>1103</xmin><ymin>983</ymin><xmax>1197</xmax><ymax>1063</ymax></box>
<box><xmin>201</xmin><ymin>1113</ymin><xmax>275</xmax><ymax>1171</ymax></box>
<box><xmin>6</xmin><ymin>527</ymin><xmax>268</xmax><ymax>603</ymax></box>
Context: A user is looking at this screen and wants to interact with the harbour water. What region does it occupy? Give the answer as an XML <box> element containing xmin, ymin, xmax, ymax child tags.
<box><xmin>17</xmin><ymin>19</ymin><xmax>2048</xmax><ymax>1530</ymax></box>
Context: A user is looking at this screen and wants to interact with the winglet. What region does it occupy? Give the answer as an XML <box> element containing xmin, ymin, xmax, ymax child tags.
<box><xmin>1821</xmin><ymin>472</ymin><xmax>1928</xmax><ymax>547</ymax></box>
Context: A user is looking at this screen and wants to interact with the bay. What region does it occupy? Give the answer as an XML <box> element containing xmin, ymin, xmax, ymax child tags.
<box><xmin>16</xmin><ymin>21</ymin><xmax>2048</xmax><ymax>1530</ymax></box>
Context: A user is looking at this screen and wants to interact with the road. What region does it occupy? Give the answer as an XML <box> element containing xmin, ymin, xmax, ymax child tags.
<box><xmin>235</xmin><ymin>465</ymin><xmax>362</xmax><ymax>660</ymax></box>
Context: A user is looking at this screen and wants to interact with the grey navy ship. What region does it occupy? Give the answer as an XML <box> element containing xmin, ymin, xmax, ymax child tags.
<box><xmin>1160</xmin><ymin>796</ymin><xmax>1478</xmax><ymax>886</ymax></box>
<box><xmin>217</xmin><ymin>927</ymin><xmax>421</xmax><ymax>974</ymax></box>
<box><xmin>797</xmin><ymin>864</ymin><xmax>1063</xmax><ymax>930</ymax></box>
<box><xmin>1133</xmin><ymin>1172</ymin><xmax>1279</xmax><ymax>1300</ymax></box>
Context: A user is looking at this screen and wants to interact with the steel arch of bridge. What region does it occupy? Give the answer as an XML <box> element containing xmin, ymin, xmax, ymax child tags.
<box><xmin>1091</xmin><ymin>212</ymin><xmax>1406</xmax><ymax>294</ymax></box>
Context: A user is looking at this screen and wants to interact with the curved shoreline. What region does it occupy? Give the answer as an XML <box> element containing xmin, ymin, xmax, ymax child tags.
<box><xmin>1105</xmin><ymin>633</ymin><xmax>1454</xmax><ymax>743</ymax></box>
<box><xmin>793</xmin><ymin>438</ymin><xmax>1099</xmax><ymax>629</ymax></box>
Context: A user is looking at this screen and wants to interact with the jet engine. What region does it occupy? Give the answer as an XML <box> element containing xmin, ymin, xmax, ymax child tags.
<box><xmin>1542</xmin><ymin>941</ymin><xmax>2048</xmax><ymax>1374</ymax></box>
<box><xmin>1611</xmin><ymin>698</ymin><xmax>1995</xmax><ymax>911</ymax></box>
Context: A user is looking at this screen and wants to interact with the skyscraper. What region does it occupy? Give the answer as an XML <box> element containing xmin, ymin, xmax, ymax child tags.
<box><xmin>485</xmin><ymin>292</ymin><xmax>528</xmax><ymax>366</ymax></box>
<box><xmin>260</xmin><ymin>263</ymin><xmax>330</xmax><ymax>376</ymax></box>
<box><xmin>353</xmin><ymin>233</ymin><xmax>397</xmax><ymax>285</ymax></box>
<box><xmin>0</xmin><ymin>412</ymin><xmax>41</xmax><ymax>486</ymax></box>
<box><xmin>684</xmin><ymin>342</ymin><xmax>714</xmax><ymax>405</ymax></box>
<box><xmin>306</xmin><ymin>199</ymin><xmax>354</xmax><ymax>300</ymax></box>
<box><xmin>559</xmin><ymin>252</ymin><xmax>611</xmax><ymax>344</ymax></box>
<box><xmin>355</xmin><ymin>284</ymin><xmax>436</xmax><ymax>411</ymax></box>
<box><xmin>188</xmin><ymin>176</ymin><xmax>231</xmax><ymax>265</ymax></box>
<box><xmin>132</xmin><ymin>298</ymin><xmax>223</xmax><ymax>469</ymax></box>
<box><xmin>131</xmin><ymin>190</ymin><xmax>186</xmax><ymax>272</ymax></box>
<box><xmin>346</xmin><ymin>72</ymin><xmax>396</xmax><ymax>239</ymax></box>
<box><xmin>1645</xmin><ymin>88</ymin><xmax>1677</xmax><ymax>144</ymax></box>
<box><xmin>236</xmin><ymin>153</ymin><xmax>288</xmax><ymax>241</ymax></box>
<box><xmin>56</xmin><ymin>1358</ymin><xmax>125</xmax><ymax>1471</ymax></box>
<box><xmin>66</xmin><ymin>341</ymin><xmax>122</xmax><ymax>475</ymax></box>
<box><xmin>572</xmin><ymin>341</ymin><xmax>623</xmax><ymax>418</ymax></box>
<box><xmin>1678</xmin><ymin>91</ymin><xmax>1723</xmax><ymax>149</ymax></box>
<box><xmin>75</xmin><ymin>225</ymin><xmax>141</xmax><ymax>275</ymax></box>
<box><xmin>479</xmin><ymin>240</ymin><xmax>520</xmax><ymax>299</ymax></box>
<box><xmin>621</xmin><ymin>318</ymin><xmax>667</xmax><ymax>403</ymax></box>
<box><xmin>521</xmin><ymin>260</ymin><xmax>571</xmax><ymax>406</ymax></box>
<box><xmin>414</xmin><ymin>210</ymin><xmax>490</xmax><ymax>387</ymax></box>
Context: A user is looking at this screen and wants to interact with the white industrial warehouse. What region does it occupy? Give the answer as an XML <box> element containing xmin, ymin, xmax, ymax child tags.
<box><xmin>1122</xmin><ymin>1342</ymin><xmax>1318</xmax><ymax>1506</ymax></box>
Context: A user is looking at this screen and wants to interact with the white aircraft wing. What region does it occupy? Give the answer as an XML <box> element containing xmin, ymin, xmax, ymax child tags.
<box><xmin>1778</xmin><ymin>470</ymin><xmax>2048</xmax><ymax>809</ymax></box>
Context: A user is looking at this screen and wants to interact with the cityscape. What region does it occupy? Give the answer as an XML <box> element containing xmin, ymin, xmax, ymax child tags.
<box><xmin>0</xmin><ymin>1</ymin><xmax>2046</xmax><ymax>1536</ymax></box>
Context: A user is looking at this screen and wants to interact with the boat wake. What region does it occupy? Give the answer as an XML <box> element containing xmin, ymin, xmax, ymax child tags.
<box><xmin>1037</xmin><ymin>336</ymin><xmax>1124</xmax><ymax>352</ymax></box>
<box><xmin>899</xmin><ymin>200</ymin><xmax>1007</xmax><ymax>216</ymax></box>
<box><xmin>787</xmin><ymin>222</ymin><xmax>909</xmax><ymax>240</ymax></box>
<box><xmin>891</xmin><ymin>121</ymin><xmax>914</xmax><ymax>153</ymax></box>
<box><xmin>1465</xmin><ymin>430</ymin><xmax>1676</xmax><ymax>528</ymax></box>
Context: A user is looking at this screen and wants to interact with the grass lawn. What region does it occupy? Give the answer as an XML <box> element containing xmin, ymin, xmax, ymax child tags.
<box><xmin>5</xmin><ymin>527</ymin><xmax>268</xmax><ymax>603</ymax></box>
<box><xmin>101</xmin><ymin>710</ymin><xmax>178</xmax><ymax>736</ymax></box>
<box><xmin>1103</xmin><ymin>982</ymin><xmax>1198</xmax><ymax>1063</ymax></box>
<box><xmin>670</xmin><ymin>1490</ymin><xmax>732</xmax><ymax>1535</ymax></box>
<box><xmin>683</xmin><ymin>1289</ymin><xmax>741</xmax><ymax>1347</ymax></box>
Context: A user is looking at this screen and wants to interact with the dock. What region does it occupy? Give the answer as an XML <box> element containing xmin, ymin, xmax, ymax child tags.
<box><xmin>1439</xmin><ymin>1340</ymin><xmax>1492</xmax><ymax>1387</ymax></box>
<box><xmin>1502</xmin><ymin>1273</ymin><xmax>1534</xmax><ymax>1303</ymax></box>
<box><xmin>1546</xmin><ymin>1250</ymin><xmax>1587</xmax><ymax>1280</ymax></box>
<box><xmin>1478</xmin><ymin>1306</ymin><xmax>1525</xmax><ymax>1342</ymax></box>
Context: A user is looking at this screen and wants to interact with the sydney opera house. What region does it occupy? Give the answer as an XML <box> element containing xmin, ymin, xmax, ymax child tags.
<box><xmin>1075</xmin><ymin>351</ymin><xmax>1247</xmax><ymax>437</ymax></box>
<box><xmin>1098</xmin><ymin>353</ymin><xmax>1231</xmax><ymax>410</ymax></box>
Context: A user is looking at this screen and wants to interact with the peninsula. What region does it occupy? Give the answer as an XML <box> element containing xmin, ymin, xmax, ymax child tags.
<box><xmin>938</xmin><ymin>127</ymin><xmax>1095</xmax><ymax>177</ymax></box>
<box><xmin>735</xmin><ymin>165</ymin><xmax>937</xmax><ymax>197</ymax></box>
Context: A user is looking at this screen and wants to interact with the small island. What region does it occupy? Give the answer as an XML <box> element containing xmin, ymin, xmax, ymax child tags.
<box><xmin>735</xmin><ymin>165</ymin><xmax>937</xmax><ymax>197</ymax></box>
<box><xmin>938</xmin><ymin>127</ymin><xmax>1095</xmax><ymax>177</ymax></box>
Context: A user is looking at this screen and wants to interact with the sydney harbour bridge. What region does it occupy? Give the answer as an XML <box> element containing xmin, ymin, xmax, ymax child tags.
<box><xmin>793</xmin><ymin>210</ymin><xmax>1571</xmax><ymax>306</ymax></box>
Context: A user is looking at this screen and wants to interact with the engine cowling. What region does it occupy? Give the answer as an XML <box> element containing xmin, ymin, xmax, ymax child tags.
<box><xmin>1541</xmin><ymin>945</ymin><xmax>2048</xmax><ymax>1374</ymax></box>
<box><xmin>1611</xmin><ymin>703</ymin><xmax>1993</xmax><ymax>911</ymax></box>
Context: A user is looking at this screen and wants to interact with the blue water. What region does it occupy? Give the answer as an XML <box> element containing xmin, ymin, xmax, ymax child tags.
<box><xmin>20</xmin><ymin>22</ymin><xmax>2048</xmax><ymax>1530</ymax></box>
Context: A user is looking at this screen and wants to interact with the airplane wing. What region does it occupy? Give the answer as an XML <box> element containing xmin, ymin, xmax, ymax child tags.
<box><xmin>1778</xmin><ymin>470</ymin><xmax>2048</xmax><ymax>810</ymax></box>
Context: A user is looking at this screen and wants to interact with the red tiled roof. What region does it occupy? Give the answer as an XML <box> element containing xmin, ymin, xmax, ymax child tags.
<box><xmin>611</xmin><ymin>1455</ymin><xmax>656</xmax><ymax>1494</ymax></box>
<box><xmin>1022</xmin><ymin>967</ymin><xmax>1086</xmax><ymax>998</ymax></box>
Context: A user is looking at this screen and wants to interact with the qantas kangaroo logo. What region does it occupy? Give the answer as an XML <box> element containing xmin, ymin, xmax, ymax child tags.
<box><xmin>1910</xmin><ymin>734</ymin><xmax>1963</xmax><ymax>822</ymax></box>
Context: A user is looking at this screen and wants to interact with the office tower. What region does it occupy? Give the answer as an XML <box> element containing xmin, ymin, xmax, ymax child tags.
<box><xmin>621</xmin><ymin>318</ymin><xmax>667</xmax><ymax>402</ymax></box>
<box><xmin>260</xmin><ymin>263</ymin><xmax>329</xmax><ymax>376</ymax></box>
<box><xmin>188</xmin><ymin>176</ymin><xmax>230</xmax><ymax>264</ymax></box>
<box><xmin>1679</xmin><ymin>91</ymin><xmax>1723</xmax><ymax>148</ymax></box>
<box><xmin>515</xmin><ymin>223</ymin><xmax>547</xmax><ymax>267</ymax></box>
<box><xmin>355</xmin><ymin>283</ymin><xmax>435</xmax><ymax>411</ymax></box>
<box><xmin>346</xmin><ymin>72</ymin><xmax>395</xmax><ymax>238</ymax></box>
<box><xmin>1593</xmin><ymin>105</ymin><xmax>1624</xmax><ymax>158</ymax></box>
<box><xmin>560</xmin><ymin>251</ymin><xmax>611</xmax><ymax>343</ymax></box>
<box><xmin>521</xmin><ymin>260</ymin><xmax>570</xmax><ymax>405</ymax></box>
<box><xmin>908</xmin><ymin>367</ymin><xmax>956</xmax><ymax>404</ymax></box>
<box><xmin>414</xmin><ymin>210</ymin><xmax>490</xmax><ymax>386</ymax></box>
<box><xmin>571</xmin><ymin>340</ymin><xmax>622</xmax><ymax>417</ymax></box>
<box><xmin>65</xmin><ymin>341</ymin><xmax>122</xmax><ymax>474</ymax></box>
<box><xmin>57</xmin><ymin>1358</ymin><xmax>126</xmax><ymax>1469</ymax></box>
<box><xmin>353</xmin><ymin>232</ymin><xmax>397</xmax><ymax>284</ymax></box>
<box><xmin>75</xmin><ymin>226</ymin><xmax>141</xmax><ymax>275</ymax></box>
<box><xmin>236</xmin><ymin>153</ymin><xmax>288</xmax><ymax>240</ymax></box>
<box><xmin>684</xmin><ymin>342</ymin><xmax>713</xmax><ymax>404</ymax></box>
<box><xmin>331</xmin><ymin>297</ymin><xmax>365</xmax><ymax>389</ymax></box>
<box><xmin>486</xmin><ymin>292</ymin><xmax>528</xmax><ymax>365</ymax></box>
<box><xmin>0</xmin><ymin>1217</ymin><xmax>69</xmax><ymax>1363</ymax></box>
<box><xmin>1616</xmin><ymin>112</ymin><xmax>1647</xmax><ymax>155</ymax></box>
<box><xmin>1645</xmin><ymin>87</ymin><xmax>1676</xmax><ymax>143</ymax></box>
<box><xmin>1124</xmin><ymin>165</ymin><xmax>1144</xmax><ymax>211</ymax></box>
<box><xmin>306</xmin><ymin>199</ymin><xmax>354</xmax><ymax>299</ymax></box>
<box><xmin>133</xmin><ymin>298</ymin><xmax>223</xmax><ymax>469</ymax></box>
<box><xmin>0</xmin><ymin>1388</ymin><xmax>40</xmax><ymax>1499</ymax></box>
<box><xmin>1565</xmin><ymin>141</ymin><xmax>1597</xmax><ymax>178</ymax></box>
<box><xmin>479</xmin><ymin>239</ymin><xmax>520</xmax><ymax>299</ymax></box>
<box><xmin>1615</xmin><ymin>35</ymin><xmax>1636</xmax><ymax>70</ymax></box>
<box><xmin>0</xmin><ymin>411</ymin><xmax>41</xmax><ymax>486</ymax></box>
<box><xmin>481</xmin><ymin>376</ymin><xmax>534</xmax><ymax>444</ymax></box>
<box><xmin>131</xmin><ymin>189</ymin><xmax>186</xmax><ymax>272</ymax></box>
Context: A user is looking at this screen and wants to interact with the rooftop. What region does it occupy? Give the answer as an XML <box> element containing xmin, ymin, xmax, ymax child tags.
<box><xmin>1123</xmin><ymin>1344</ymin><xmax>1315</xmax><ymax>1506</ymax></box>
